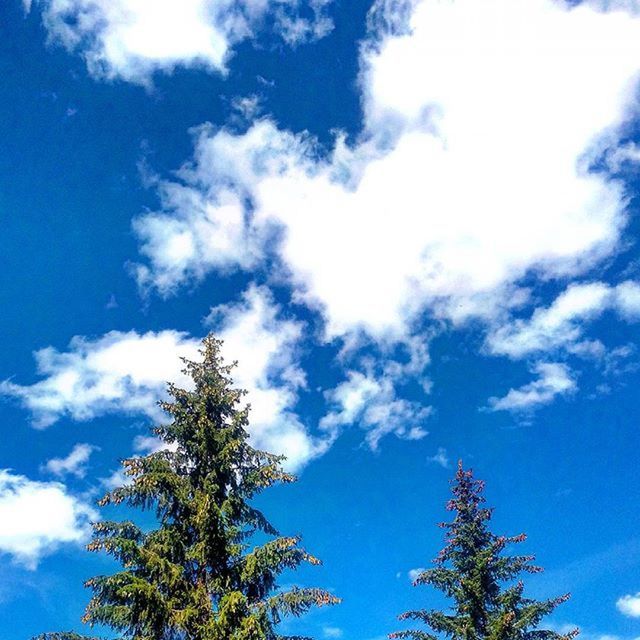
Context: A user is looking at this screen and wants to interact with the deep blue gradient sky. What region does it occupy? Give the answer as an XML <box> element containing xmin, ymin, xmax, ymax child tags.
<box><xmin>1</xmin><ymin>1</ymin><xmax>640</xmax><ymax>639</ymax></box>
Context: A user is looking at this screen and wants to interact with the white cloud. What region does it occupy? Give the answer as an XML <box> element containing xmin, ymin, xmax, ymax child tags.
<box><xmin>132</xmin><ymin>122</ymin><xmax>306</xmax><ymax>295</ymax></box>
<box><xmin>487</xmin><ymin>282</ymin><xmax>613</xmax><ymax>358</ymax></box>
<box><xmin>2</xmin><ymin>287</ymin><xmax>325</xmax><ymax>470</ymax></box>
<box><xmin>487</xmin><ymin>362</ymin><xmax>576</xmax><ymax>413</ymax></box>
<box><xmin>100</xmin><ymin>467</ymin><xmax>134</xmax><ymax>491</ymax></box>
<box><xmin>275</xmin><ymin>0</ymin><xmax>333</xmax><ymax>46</ymax></box>
<box><xmin>0</xmin><ymin>330</ymin><xmax>200</xmax><ymax>427</ymax></box>
<box><xmin>408</xmin><ymin>567</ymin><xmax>425</xmax><ymax>583</ymax></box>
<box><xmin>0</xmin><ymin>470</ymin><xmax>96</xmax><ymax>568</ymax></box>
<box><xmin>487</xmin><ymin>280</ymin><xmax>640</xmax><ymax>358</ymax></box>
<box><xmin>133</xmin><ymin>0</ymin><xmax>640</xmax><ymax>342</ymax></box>
<box><xmin>617</xmin><ymin>593</ymin><xmax>640</xmax><ymax>617</ymax></box>
<box><xmin>322</xmin><ymin>627</ymin><xmax>344</xmax><ymax>639</ymax></box>
<box><xmin>320</xmin><ymin>369</ymin><xmax>431</xmax><ymax>450</ymax></box>
<box><xmin>132</xmin><ymin>434</ymin><xmax>178</xmax><ymax>455</ymax></box>
<box><xmin>21</xmin><ymin>0</ymin><xmax>640</xmax><ymax>435</ymax></box>
<box><xmin>207</xmin><ymin>284</ymin><xmax>330</xmax><ymax>469</ymax></box>
<box><xmin>427</xmin><ymin>447</ymin><xmax>450</xmax><ymax>469</ymax></box>
<box><xmin>606</xmin><ymin>141</ymin><xmax>640</xmax><ymax>171</ymax></box>
<box><xmin>615</xmin><ymin>280</ymin><xmax>640</xmax><ymax>319</ymax></box>
<box><xmin>31</xmin><ymin>0</ymin><xmax>333</xmax><ymax>84</ymax></box>
<box><xmin>43</xmin><ymin>443</ymin><xmax>98</xmax><ymax>478</ymax></box>
<box><xmin>231</xmin><ymin>94</ymin><xmax>263</xmax><ymax>122</ymax></box>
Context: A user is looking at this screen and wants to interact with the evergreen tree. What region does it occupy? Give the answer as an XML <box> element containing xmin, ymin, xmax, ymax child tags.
<box><xmin>391</xmin><ymin>462</ymin><xmax>577</xmax><ymax>640</ymax></box>
<box><xmin>36</xmin><ymin>336</ymin><xmax>338</xmax><ymax>640</ymax></box>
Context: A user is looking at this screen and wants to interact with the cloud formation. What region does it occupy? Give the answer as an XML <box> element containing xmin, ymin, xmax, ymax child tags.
<box><xmin>616</xmin><ymin>592</ymin><xmax>640</xmax><ymax>617</ymax></box>
<box><xmin>30</xmin><ymin>0</ymin><xmax>333</xmax><ymax>84</ymax></box>
<box><xmin>486</xmin><ymin>362</ymin><xmax>576</xmax><ymax>413</ymax></box>
<box><xmin>43</xmin><ymin>443</ymin><xmax>98</xmax><ymax>478</ymax></box>
<box><xmin>2</xmin><ymin>286</ymin><xmax>325</xmax><ymax>470</ymax></box>
<box><xmin>21</xmin><ymin>0</ymin><xmax>640</xmax><ymax>433</ymax></box>
<box><xmin>206</xmin><ymin>285</ymin><xmax>330</xmax><ymax>469</ymax></box>
<box><xmin>427</xmin><ymin>447</ymin><xmax>450</xmax><ymax>469</ymax></box>
<box><xmin>133</xmin><ymin>0</ymin><xmax>640</xmax><ymax>343</ymax></box>
<box><xmin>0</xmin><ymin>470</ymin><xmax>96</xmax><ymax>568</ymax></box>
<box><xmin>320</xmin><ymin>369</ymin><xmax>431</xmax><ymax>449</ymax></box>
<box><xmin>487</xmin><ymin>281</ymin><xmax>640</xmax><ymax>359</ymax></box>
<box><xmin>1</xmin><ymin>330</ymin><xmax>199</xmax><ymax>427</ymax></box>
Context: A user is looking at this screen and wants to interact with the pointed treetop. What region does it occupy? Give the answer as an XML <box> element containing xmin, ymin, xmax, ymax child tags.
<box><xmin>391</xmin><ymin>462</ymin><xmax>578</xmax><ymax>640</ymax></box>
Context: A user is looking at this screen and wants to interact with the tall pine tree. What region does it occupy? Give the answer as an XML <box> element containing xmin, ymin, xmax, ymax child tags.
<box><xmin>391</xmin><ymin>462</ymin><xmax>577</xmax><ymax>640</ymax></box>
<box><xmin>37</xmin><ymin>336</ymin><xmax>338</xmax><ymax>640</ymax></box>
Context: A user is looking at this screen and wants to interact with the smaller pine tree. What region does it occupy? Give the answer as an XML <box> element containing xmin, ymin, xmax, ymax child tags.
<box><xmin>391</xmin><ymin>461</ymin><xmax>578</xmax><ymax>640</ymax></box>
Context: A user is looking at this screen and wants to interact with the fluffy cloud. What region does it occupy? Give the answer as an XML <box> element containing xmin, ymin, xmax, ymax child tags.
<box><xmin>132</xmin><ymin>122</ymin><xmax>309</xmax><ymax>295</ymax></box>
<box><xmin>134</xmin><ymin>0</ymin><xmax>640</xmax><ymax>342</ymax></box>
<box><xmin>486</xmin><ymin>362</ymin><xmax>576</xmax><ymax>413</ymax></box>
<box><xmin>30</xmin><ymin>0</ymin><xmax>333</xmax><ymax>84</ymax></box>
<box><xmin>486</xmin><ymin>281</ymin><xmax>640</xmax><ymax>359</ymax></box>
<box><xmin>206</xmin><ymin>285</ymin><xmax>330</xmax><ymax>469</ymax></box>
<box><xmin>0</xmin><ymin>470</ymin><xmax>96</xmax><ymax>568</ymax></box>
<box><xmin>616</xmin><ymin>281</ymin><xmax>640</xmax><ymax>319</ymax></box>
<box><xmin>0</xmin><ymin>330</ymin><xmax>200</xmax><ymax>427</ymax></box>
<box><xmin>2</xmin><ymin>286</ymin><xmax>325</xmax><ymax>470</ymax></box>
<box><xmin>320</xmin><ymin>369</ymin><xmax>431</xmax><ymax>449</ymax></box>
<box><xmin>43</xmin><ymin>443</ymin><xmax>98</xmax><ymax>478</ymax></box>
<box><xmin>616</xmin><ymin>592</ymin><xmax>640</xmax><ymax>617</ymax></box>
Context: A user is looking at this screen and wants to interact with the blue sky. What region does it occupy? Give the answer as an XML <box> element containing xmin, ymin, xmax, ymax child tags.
<box><xmin>1</xmin><ymin>0</ymin><xmax>640</xmax><ymax>637</ymax></box>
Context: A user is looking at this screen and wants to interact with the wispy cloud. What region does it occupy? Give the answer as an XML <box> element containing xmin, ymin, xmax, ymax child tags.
<box><xmin>29</xmin><ymin>0</ymin><xmax>334</xmax><ymax>85</ymax></box>
<box><xmin>487</xmin><ymin>281</ymin><xmax>640</xmax><ymax>359</ymax></box>
<box><xmin>206</xmin><ymin>284</ymin><xmax>331</xmax><ymax>469</ymax></box>
<box><xmin>534</xmin><ymin>538</ymin><xmax>640</xmax><ymax>596</ymax></box>
<box><xmin>43</xmin><ymin>443</ymin><xmax>98</xmax><ymax>479</ymax></box>
<box><xmin>320</xmin><ymin>369</ymin><xmax>431</xmax><ymax>450</ymax></box>
<box><xmin>486</xmin><ymin>362</ymin><xmax>576</xmax><ymax>413</ymax></box>
<box><xmin>427</xmin><ymin>447</ymin><xmax>450</xmax><ymax>469</ymax></box>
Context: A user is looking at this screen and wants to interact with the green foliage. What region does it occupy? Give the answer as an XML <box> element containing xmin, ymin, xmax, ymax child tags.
<box><xmin>36</xmin><ymin>336</ymin><xmax>338</xmax><ymax>640</ymax></box>
<box><xmin>391</xmin><ymin>462</ymin><xmax>577</xmax><ymax>640</ymax></box>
